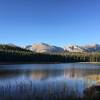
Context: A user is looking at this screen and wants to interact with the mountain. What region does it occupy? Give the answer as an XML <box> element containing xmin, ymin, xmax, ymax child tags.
<box><xmin>25</xmin><ymin>45</ymin><xmax>33</xmax><ymax>51</ymax></box>
<box><xmin>2</xmin><ymin>43</ymin><xmax>100</xmax><ymax>53</ymax></box>
<box><xmin>64</xmin><ymin>44</ymin><xmax>100</xmax><ymax>52</ymax></box>
<box><xmin>25</xmin><ymin>43</ymin><xmax>64</xmax><ymax>53</ymax></box>
<box><xmin>64</xmin><ymin>44</ymin><xmax>86</xmax><ymax>52</ymax></box>
<box><xmin>7</xmin><ymin>43</ymin><xmax>18</xmax><ymax>47</ymax></box>
<box><xmin>82</xmin><ymin>44</ymin><xmax>100</xmax><ymax>52</ymax></box>
<box><xmin>0</xmin><ymin>44</ymin><xmax>32</xmax><ymax>52</ymax></box>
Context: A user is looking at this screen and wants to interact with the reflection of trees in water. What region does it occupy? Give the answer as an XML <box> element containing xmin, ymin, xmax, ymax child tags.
<box><xmin>63</xmin><ymin>68</ymin><xmax>100</xmax><ymax>79</ymax></box>
<box><xmin>0</xmin><ymin>70</ymin><xmax>23</xmax><ymax>79</ymax></box>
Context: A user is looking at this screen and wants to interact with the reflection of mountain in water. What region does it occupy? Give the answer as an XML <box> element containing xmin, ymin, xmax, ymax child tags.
<box><xmin>29</xmin><ymin>69</ymin><xmax>100</xmax><ymax>81</ymax></box>
<box><xmin>25</xmin><ymin>70</ymin><xmax>64</xmax><ymax>80</ymax></box>
<box><xmin>0</xmin><ymin>68</ymin><xmax>100</xmax><ymax>82</ymax></box>
<box><xmin>0</xmin><ymin>63</ymin><xmax>100</xmax><ymax>99</ymax></box>
<box><xmin>64</xmin><ymin>68</ymin><xmax>100</xmax><ymax>79</ymax></box>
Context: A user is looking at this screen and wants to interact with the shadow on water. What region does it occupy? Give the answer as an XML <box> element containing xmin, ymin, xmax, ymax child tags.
<box><xmin>0</xmin><ymin>63</ymin><xmax>100</xmax><ymax>100</ymax></box>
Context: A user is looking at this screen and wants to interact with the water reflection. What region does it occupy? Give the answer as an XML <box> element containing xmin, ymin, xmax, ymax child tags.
<box><xmin>0</xmin><ymin>63</ymin><xmax>100</xmax><ymax>100</ymax></box>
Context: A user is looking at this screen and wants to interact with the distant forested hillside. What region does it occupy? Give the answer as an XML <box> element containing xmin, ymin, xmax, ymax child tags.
<box><xmin>0</xmin><ymin>44</ymin><xmax>32</xmax><ymax>52</ymax></box>
<box><xmin>0</xmin><ymin>44</ymin><xmax>100</xmax><ymax>63</ymax></box>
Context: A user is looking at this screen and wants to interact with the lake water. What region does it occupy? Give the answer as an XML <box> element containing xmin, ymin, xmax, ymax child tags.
<box><xmin>0</xmin><ymin>63</ymin><xmax>100</xmax><ymax>100</ymax></box>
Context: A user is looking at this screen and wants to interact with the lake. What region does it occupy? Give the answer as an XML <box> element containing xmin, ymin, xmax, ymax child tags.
<box><xmin>0</xmin><ymin>63</ymin><xmax>100</xmax><ymax>100</ymax></box>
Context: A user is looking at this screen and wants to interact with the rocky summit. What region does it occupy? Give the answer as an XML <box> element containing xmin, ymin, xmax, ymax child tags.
<box><xmin>25</xmin><ymin>43</ymin><xmax>64</xmax><ymax>53</ymax></box>
<box><xmin>64</xmin><ymin>44</ymin><xmax>100</xmax><ymax>52</ymax></box>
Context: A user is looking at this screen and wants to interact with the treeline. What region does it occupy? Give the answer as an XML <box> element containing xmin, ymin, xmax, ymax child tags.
<box><xmin>0</xmin><ymin>45</ymin><xmax>100</xmax><ymax>63</ymax></box>
<box><xmin>0</xmin><ymin>44</ymin><xmax>32</xmax><ymax>52</ymax></box>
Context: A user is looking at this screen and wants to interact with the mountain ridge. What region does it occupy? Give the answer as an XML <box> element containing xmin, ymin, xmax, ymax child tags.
<box><xmin>1</xmin><ymin>43</ymin><xmax>100</xmax><ymax>53</ymax></box>
<box><xmin>26</xmin><ymin>43</ymin><xmax>100</xmax><ymax>53</ymax></box>
<box><xmin>26</xmin><ymin>43</ymin><xmax>64</xmax><ymax>53</ymax></box>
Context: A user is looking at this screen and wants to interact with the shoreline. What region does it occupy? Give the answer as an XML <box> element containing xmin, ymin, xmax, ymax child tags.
<box><xmin>0</xmin><ymin>61</ymin><xmax>100</xmax><ymax>65</ymax></box>
<box><xmin>80</xmin><ymin>62</ymin><xmax>100</xmax><ymax>65</ymax></box>
<box><xmin>0</xmin><ymin>62</ymin><xmax>67</xmax><ymax>65</ymax></box>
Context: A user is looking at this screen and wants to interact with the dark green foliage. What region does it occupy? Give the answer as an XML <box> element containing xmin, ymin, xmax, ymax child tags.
<box><xmin>0</xmin><ymin>44</ymin><xmax>100</xmax><ymax>63</ymax></box>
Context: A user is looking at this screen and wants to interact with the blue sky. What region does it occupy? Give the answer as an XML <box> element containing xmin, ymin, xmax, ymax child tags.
<box><xmin>0</xmin><ymin>0</ymin><xmax>100</xmax><ymax>46</ymax></box>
